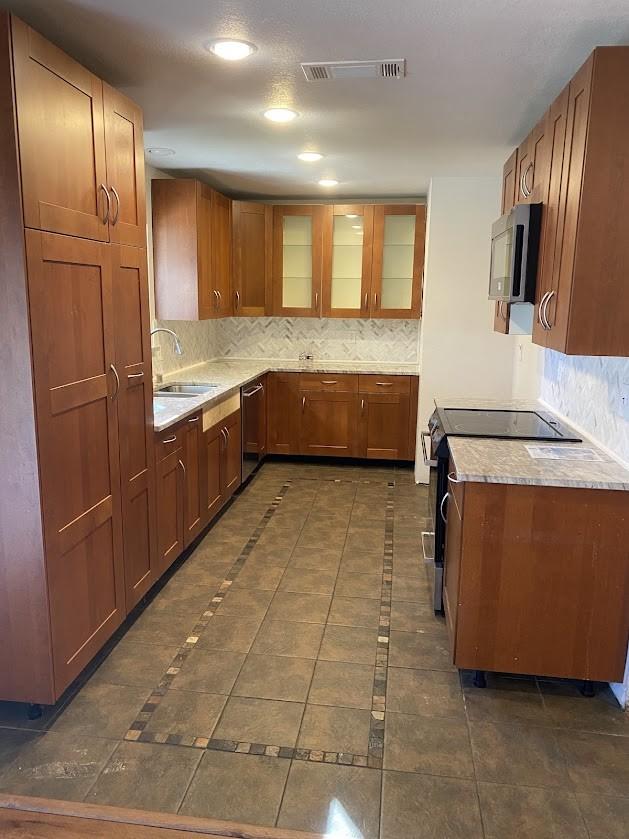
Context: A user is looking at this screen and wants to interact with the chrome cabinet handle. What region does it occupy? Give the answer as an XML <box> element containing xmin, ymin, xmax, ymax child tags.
<box><xmin>447</xmin><ymin>471</ymin><xmax>461</xmax><ymax>484</ymax></box>
<box><xmin>109</xmin><ymin>363</ymin><xmax>120</xmax><ymax>399</ymax></box>
<box><xmin>542</xmin><ymin>290</ymin><xmax>555</xmax><ymax>330</ymax></box>
<box><xmin>217</xmin><ymin>289</ymin><xmax>223</xmax><ymax>305</ymax></box>
<box><xmin>110</xmin><ymin>186</ymin><xmax>120</xmax><ymax>225</ymax></box>
<box><xmin>235</xmin><ymin>290</ymin><xmax>240</xmax><ymax>310</ymax></box>
<box><xmin>213</xmin><ymin>290</ymin><xmax>219</xmax><ymax>310</ymax></box>
<box><xmin>219</xmin><ymin>428</ymin><xmax>227</xmax><ymax>448</ymax></box>
<box><xmin>440</xmin><ymin>491</ymin><xmax>450</xmax><ymax>524</ymax></box>
<box><xmin>519</xmin><ymin>172</ymin><xmax>526</xmax><ymax>198</ymax></box>
<box><xmin>374</xmin><ymin>292</ymin><xmax>378</xmax><ymax>308</ymax></box>
<box><xmin>302</xmin><ymin>396</ymin><xmax>306</xmax><ymax>410</ymax></box>
<box><xmin>537</xmin><ymin>291</ymin><xmax>550</xmax><ymax>328</ymax></box>
<box><xmin>321</xmin><ymin>380</ymin><xmax>338</xmax><ymax>385</ymax></box>
<box><xmin>178</xmin><ymin>458</ymin><xmax>186</xmax><ymax>478</ymax></box>
<box><xmin>127</xmin><ymin>371</ymin><xmax>144</xmax><ymax>380</ymax></box>
<box><xmin>375</xmin><ymin>382</ymin><xmax>393</xmax><ymax>387</ymax></box>
<box><xmin>162</xmin><ymin>435</ymin><xmax>177</xmax><ymax>444</ymax></box>
<box><xmin>225</xmin><ymin>426</ymin><xmax>231</xmax><ymax>442</ymax></box>
<box><xmin>315</xmin><ymin>291</ymin><xmax>319</xmax><ymax>311</ymax></box>
<box><xmin>421</xmin><ymin>431</ymin><xmax>437</xmax><ymax>468</ymax></box>
<box><xmin>243</xmin><ymin>384</ymin><xmax>263</xmax><ymax>397</ymax></box>
<box><xmin>361</xmin><ymin>398</ymin><xmax>365</xmax><ymax>413</ymax></box>
<box><xmin>188</xmin><ymin>416</ymin><xmax>199</xmax><ymax>423</ymax></box>
<box><xmin>364</xmin><ymin>292</ymin><xmax>368</xmax><ymax>310</ymax></box>
<box><xmin>100</xmin><ymin>184</ymin><xmax>110</xmax><ymax>224</ymax></box>
<box><xmin>523</xmin><ymin>163</ymin><xmax>533</xmax><ymax>198</ymax></box>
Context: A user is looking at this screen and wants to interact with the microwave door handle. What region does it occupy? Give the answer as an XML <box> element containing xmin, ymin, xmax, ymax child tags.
<box><xmin>510</xmin><ymin>224</ymin><xmax>525</xmax><ymax>300</ymax></box>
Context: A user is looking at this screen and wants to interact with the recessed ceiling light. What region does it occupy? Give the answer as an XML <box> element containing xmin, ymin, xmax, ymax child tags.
<box><xmin>147</xmin><ymin>147</ymin><xmax>175</xmax><ymax>156</ymax></box>
<box><xmin>298</xmin><ymin>151</ymin><xmax>323</xmax><ymax>162</ymax></box>
<box><xmin>318</xmin><ymin>178</ymin><xmax>339</xmax><ymax>187</ymax></box>
<box><xmin>206</xmin><ymin>39</ymin><xmax>257</xmax><ymax>61</ymax></box>
<box><xmin>264</xmin><ymin>108</ymin><xmax>299</xmax><ymax>123</ymax></box>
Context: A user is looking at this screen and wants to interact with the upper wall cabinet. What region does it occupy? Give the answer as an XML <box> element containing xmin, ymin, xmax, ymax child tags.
<box><xmin>493</xmin><ymin>149</ymin><xmax>519</xmax><ymax>334</ymax></box>
<box><xmin>322</xmin><ymin>204</ymin><xmax>374</xmax><ymax>318</ymax></box>
<box><xmin>232</xmin><ymin>201</ymin><xmax>272</xmax><ymax>316</ymax></box>
<box><xmin>152</xmin><ymin>178</ymin><xmax>232</xmax><ymax>320</ymax></box>
<box><xmin>371</xmin><ymin>205</ymin><xmax>426</xmax><ymax>319</ymax></box>
<box><xmin>11</xmin><ymin>18</ymin><xmax>145</xmax><ymax>246</ymax></box>
<box><xmin>272</xmin><ymin>205</ymin><xmax>324</xmax><ymax>317</ymax></box>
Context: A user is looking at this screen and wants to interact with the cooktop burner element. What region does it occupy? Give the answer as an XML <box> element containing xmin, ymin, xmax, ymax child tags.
<box><xmin>437</xmin><ymin>408</ymin><xmax>582</xmax><ymax>442</ymax></box>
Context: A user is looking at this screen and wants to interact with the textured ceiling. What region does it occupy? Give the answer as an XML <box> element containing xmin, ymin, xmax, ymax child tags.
<box><xmin>5</xmin><ymin>0</ymin><xmax>629</xmax><ymax>198</ymax></box>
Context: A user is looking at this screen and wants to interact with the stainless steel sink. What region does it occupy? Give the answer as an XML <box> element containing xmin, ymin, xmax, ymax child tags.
<box><xmin>154</xmin><ymin>383</ymin><xmax>218</xmax><ymax>398</ymax></box>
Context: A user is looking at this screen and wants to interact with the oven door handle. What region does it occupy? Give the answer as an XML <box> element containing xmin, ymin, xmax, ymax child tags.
<box><xmin>421</xmin><ymin>431</ymin><xmax>438</xmax><ymax>468</ymax></box>
<box><xmin>439</xmin><ymin>491</ymin><xmax>450</xmax><ymax>524</ymax></box>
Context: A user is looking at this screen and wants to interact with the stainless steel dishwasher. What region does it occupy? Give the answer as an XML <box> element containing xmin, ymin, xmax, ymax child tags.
<box><xmin>241</xmin><ymin>377</ymin><xmax>267</xmax><ymax>482</ymax></box>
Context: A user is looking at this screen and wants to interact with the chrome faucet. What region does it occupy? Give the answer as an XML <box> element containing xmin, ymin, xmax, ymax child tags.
<box><xmin>150</xmin><ymin>327</ymin><xmax>183</xmax><ymax>356</ymax></box>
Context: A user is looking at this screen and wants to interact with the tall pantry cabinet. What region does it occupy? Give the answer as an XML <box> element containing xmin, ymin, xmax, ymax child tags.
<box><xmin>0</xmin><ymin>12</ymin><xmax>156</xmax><ymax>705</ymax></box>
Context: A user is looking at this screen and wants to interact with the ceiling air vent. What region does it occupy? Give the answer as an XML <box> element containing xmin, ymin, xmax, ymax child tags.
<box><xmin>301</xmin><ymin>59</ymin><xmax>406</xmax><ymax>81</ymax></box>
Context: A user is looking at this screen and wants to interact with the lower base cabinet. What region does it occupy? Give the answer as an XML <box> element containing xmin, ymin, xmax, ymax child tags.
<box><xmin>267</xmin><ymin>372</ymin><xmax>418</xmax><ymax>460</ymax></box>
<box><xmin>443</xmin><ymin>467</ymin><xmax>629</xmax><ymax>682</ymax></box>
<box><xmin>155</xmin><ymin>408</ymin><xmax>242</xmax><ymax>575</ymax></box>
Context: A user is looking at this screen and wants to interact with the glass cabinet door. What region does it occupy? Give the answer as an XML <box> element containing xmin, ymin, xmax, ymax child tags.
<box><xmin>322</xmin><ymin>205</ymin><xmax>373</xmax><ymax>317</ymax></box>
<box><xmin>272</xmin><ymin>206</ymin><xmax>323</xmax><ymax>316</ymax></box>
<box><xmin>372</xmin><ymin>205</ymin><xmax>426</xmax><ymax>319</ymax></box>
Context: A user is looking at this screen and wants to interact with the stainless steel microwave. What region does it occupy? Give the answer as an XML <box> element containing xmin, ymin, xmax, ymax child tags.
<box><xmin>489</xmin><ymin>203</ymin><xmax>542</xmax><ymax>303</ymax></box>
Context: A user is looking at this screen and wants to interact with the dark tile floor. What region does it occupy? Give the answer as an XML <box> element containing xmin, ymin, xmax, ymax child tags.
<box><xmin>0</xmin><ymin>460</ymin><xmax>628</xmax><ymax>837</ymax></box>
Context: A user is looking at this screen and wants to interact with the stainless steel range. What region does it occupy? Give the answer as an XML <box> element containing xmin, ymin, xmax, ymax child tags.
<box><xmin>422</xmin><ymin>406</ymin><xmax>582</xmax><ymax>613</ymax></box>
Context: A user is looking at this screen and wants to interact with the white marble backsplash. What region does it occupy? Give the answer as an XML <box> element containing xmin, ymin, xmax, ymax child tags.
<box><xmin>152</xmin><ymin>317</ymin><xmax>420</xmax><ymax>377</ymax></box>
<box><xmin>541</xmin><ymin>350</ymin><xmax>629</xmax><ymax>465</ymax></box>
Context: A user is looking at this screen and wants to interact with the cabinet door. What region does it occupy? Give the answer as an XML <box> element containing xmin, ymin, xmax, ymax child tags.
<box><xmin>156</xmin><ymin>447</ymin><xmax>184</xmax><ymax>574</ymax></box>
<box><xmin>272</xmin><ymin>205</ymin><xmax>324</xmax><ymax>317</ymax></box>
<box><xmin>371</xmin><ymin>205</ymin><xmax>425</xmax><ymax>319</ymax></box>
<box><xmin>11</xmin><ymin>17</ymin><xmax>109</xmax><ymax>242</ymax></box>
<box><xmin>443</xmin><ymin>476</ymin><xmax>464</xmax><ymax>642</ymax></box>
<box><xmin>232</xmin><ymin>202</ymin><xmax>271</xmax><ymax>316</ymax></box>
<box><xmin>112</xmin><ymin>246</ymin><xmax>157</xmax><ymax>609</ymax></box>
<box><xmin>103</xmin><ymin>84</ymin><xmax>146</xmax><ymax>248</ymax></box>
<box><xmin>203</xmin><ymin>423</ymin><xmax>223</xmax><ymax>524</ymax></box>
<box><xmin>359</xmin><ymin>392</ymin><xmax>410</xmax><ymax>460</ymax></box>
<box><xmin>267</xmin><ymin>373</ymin><xmax>300</xmax><ymax>454</ymax></box>
<box><xmin>211</xmin><ymin>190</ymin><xmax>233</xmax><ymax>317</ymax></box>
<box><xmin>222</xmin><ymin>410</ymin><xmax>242</xmax><ymax>500</ymax></box>
<box><xmin>300</xmin><ymin>391</ymin><xmax>358</xmax><ymax>457</ymax></box>
<box><xmin>182</xmin><ymin>414</ymin><xmax>203</xmax><ymax>547</ymax></box>
<box><xmin>322</xmin><ymin>205</ymin><xmax>374</xmax><ymax>318</ymax></box>
<box><xmin>546</xmin><ymin>61</ymin><xmax>593</xmax><ymax>352</ymax></box>
<box><xmin>494</xmin><ymin>149</ymin><xmax>518</xmax><ymax>333</ymax></box>
<box><xmin>25</xmin><ymin>230</ymin><xmax>125</xmax><ymax>695</ymax></box>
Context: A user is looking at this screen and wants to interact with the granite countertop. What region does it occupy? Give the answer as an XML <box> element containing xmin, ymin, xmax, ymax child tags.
<box><xmin>153</xmin><ymin>358</ymin><xmax>420</xmax><ymax>432</ymax></box>
<box><xmin>435</xmin><ymin>398</ymin><xmax>629</xmax><ymax>492</ymax></box>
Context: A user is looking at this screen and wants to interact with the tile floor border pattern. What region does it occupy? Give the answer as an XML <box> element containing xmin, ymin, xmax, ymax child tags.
<box><xmin>366</xmin><ymin>481</ymin><xmax>395</xmax><ymax>770</ymax></box>
<box><xmin>124</xmin><ymin>482</ymin><xmax>293</xmax><ymax>744</ymax></box>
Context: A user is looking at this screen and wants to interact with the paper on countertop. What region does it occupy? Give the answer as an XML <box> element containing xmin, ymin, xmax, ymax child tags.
<box><xmin>525</xmin><ymin>445</ymin><xmax>603</xmax><ymax>462</ymax></box>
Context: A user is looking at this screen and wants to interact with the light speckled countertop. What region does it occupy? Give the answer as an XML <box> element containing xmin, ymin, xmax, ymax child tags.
<box><xmin>153</xmin><ymin>359</ymin><xmax>420</xmax><ymax>433</ymax></box>
<box><xmin>436</xmin><ymin>398</ymin><xmax>629</xmax><ymax>491</ymax></box>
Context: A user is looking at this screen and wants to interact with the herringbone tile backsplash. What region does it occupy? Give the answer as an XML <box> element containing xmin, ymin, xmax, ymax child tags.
<box><xmin>153</xmin><ymin>317</ymin><xmax>420</xmax><ymax>376</ymax></box>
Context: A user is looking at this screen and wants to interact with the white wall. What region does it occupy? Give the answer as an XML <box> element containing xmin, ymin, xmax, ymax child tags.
<box><xmin>415</xmin><ymin>177</ymin><xmax>539</xmax><ymax>481</ymax></box>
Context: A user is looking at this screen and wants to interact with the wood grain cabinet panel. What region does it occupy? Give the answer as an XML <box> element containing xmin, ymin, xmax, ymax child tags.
<box><xmin>155</xmin><ymin>444</ymin><xmax>184</xmax><ymax>576</ymax></box>
<box><xmin>211</xmin><ymin>190</ymin><xmax>233</xmax><ymax>317</ymax></box>
<box><xmin>103</xmin><ymin>84</ymin><xmax>146</xmax><ymax>248</ymax></box>
<box><xmin>232</xmin><ymin>202</ymin><xmax>271</xmax><ymax>316</ymax></box>
<box><xmin>494</xmin><ymin>149</ymin><xmax>518</xmax><ymax>334</ymax></box>
<box><xmin>267</xmin><ymin>373</ymin><xmax>300</xmax><ymax>455</ymax></box>
<box><xmin>182</xmin><ymin>414</ymin><xmax>203</xmax><ymax>547</ymax></box>
<box><xmin>202</xmin><ymin>423</ymin><xmax>223</xmax><ymax>524</ymax></box>
<box><xmin>25</xmin><ymin>230</ymin><xmax>125</xmax><ymax>694</ymax></box>
<box><xmin>446</xmin><ymin>480</ymin><xmax>629</xmax><ymax>683</ymax></box>
<box><xmin>112</xmin><ymin>246</ymin><xmax>157</xmax><ymax>609</ymax></box>
<box><xmin>221</xmin><ymin>410</ymin><xmax>242</xmax><ymax>500</ymax></box>
<box><xmin>300</xmin><ymin>391</ymin><xmax>358</xmax><ymax>457</ymax></box>
<box><xmin>11</xmin><ymin>16</ymin><xmax>109</xmax><ymax>241</ymax></box>
<box><xmin>370</xmin><ymin>205</ymin><xmax>426</xmax><ymax>319</ymax></box>
<box><xmin>358</xmin><ymin>392</ymin><xmax>410</xmax><ymax>460</ymax></box>
<box><xmin>272</xmin><ymin>205</ymin><xmax>324</xmax><ymax>317</ymax></box>
<box><xmin>322</xmin><ymin>204</ymin><xmax>374</xmax><ymax>318</ymax></box>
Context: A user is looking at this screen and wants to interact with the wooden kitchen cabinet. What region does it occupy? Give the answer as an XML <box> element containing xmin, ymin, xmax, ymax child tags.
<box><xmin>272</xmin><ymin>205</ymin><xmax>325</xmax><ymax>317</ymax></box>
<box><xmin>222</xmin><ymin>410</ymin><xmax>243</xmax><ymax>500</ymax></box>
<box><xmin>358</xmin><ymin>375</ymin><xmax>415</xmax><ymax>460</ymax></box>
<box><xmin>493</xmin><ymin>149</ymin><xmax>518</xmax><ymax>334</ymax></box>
<box><xmin>322</xmin><ymin>205</ymin><xmax>374</xmax><ymax>318</ymax></box>
<box><xmin>267</xmin><ymin>372</ymin><xmax>301</xmax><ymax>454</ymax></box>
<box><xmin>155</xmin><ymin>427</ymin><xmax>184</xmax><ymax>575</ymax></box>
<box><xmin>182</xmin><ymin>414</ymin><xmax>204</xmax><ymax>547</ymax></box>
<box><xmin>300</xmin><ymin>390</ymin><xmax>359</xmax><ymax>457</ymax></box>
<box><xmin>152</xmin><ymin>179</ymin><xmax>233</xmax><ymax>320</ymax></box>
<box><xmin>112</xmin><ymin>246</ymin><xmax>157</xmax><ymax>610</ymax></box>
<box><xmin>232</xmin><ymin>202</ymin><xmax>271</xmax><ymax>315</ymax></box>
<box><xmin>202</xmin><ymin>409</ymin><xmax>242</xmax><ymax>523</ymax></box>
<box><xmin>443</xmin><ymin>474</ymin><xmax>629</xmax><ymax>682</ymax></box>
<box><xmin>0</xmin><ymin>11</ymin><xmax>158</xmax><ymax>706</ymax></box>
<box><xmin>371</xmin><ymin>205</ymin><xmax>426</xmax><ymax>319</ymax></box>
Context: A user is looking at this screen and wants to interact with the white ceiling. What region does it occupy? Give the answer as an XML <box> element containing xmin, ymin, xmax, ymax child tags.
<box><xmin>5</xmin><ymin>0</ymin><xmax>629</xmax><ymax>198</ymax></box>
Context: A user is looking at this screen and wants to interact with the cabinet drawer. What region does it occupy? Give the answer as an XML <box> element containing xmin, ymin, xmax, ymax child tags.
<box><xmin>299</xmin><ymin>373</ymin><xmax>358</xmax><ymax>392</ymax></box>
<box><xmin>155</xmin><ymin>423</ymin><xmax>185</xmax><ymax>460</ymax></box>
<box><xmin>359</xmin><ymin>374</ymin><xmax>411</xmax><ymax>394</ymax></box>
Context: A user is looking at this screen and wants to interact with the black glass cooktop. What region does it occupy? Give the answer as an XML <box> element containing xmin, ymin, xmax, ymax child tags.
<box><xmin>437</xmin><ymin>408</ymin><xmax>582</xmax><ymax>442</ymax></box>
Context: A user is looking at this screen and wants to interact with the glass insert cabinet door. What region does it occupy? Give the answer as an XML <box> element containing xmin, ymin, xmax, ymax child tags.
<box><xmin>371</xmin><ymin>205</ymin><xmax>426</xmax><ymax>318</ymax></box>
<box><xmin>272</xmin><ymin>205</ymin><xmax>324</xmax><ymax>316</ymax></box>
<box><xmin>322</xmin><ymin>205</ymin><xmax>374</xmax><ymax>317</ymax></box>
